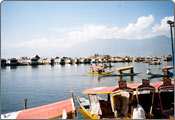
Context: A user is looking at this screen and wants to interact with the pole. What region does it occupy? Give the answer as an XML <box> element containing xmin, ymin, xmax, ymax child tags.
<box><xmin>24</xmin><ymin>98</ymin><xmax>27</xmax><ymax>109</ymax></box>
<box><xmin>169</xmin><ymin>23</ymin><xmax>174</xmax><ymax>79</ymax></box>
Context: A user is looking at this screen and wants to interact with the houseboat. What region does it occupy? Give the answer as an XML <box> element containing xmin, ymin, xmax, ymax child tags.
<box><xmin>1</xmin><ymin>59</ymin><xmax>7</xmax><ymax>66</ymax></box>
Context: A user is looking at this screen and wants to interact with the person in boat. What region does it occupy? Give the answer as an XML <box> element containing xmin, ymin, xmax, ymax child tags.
<box><xmin>147</xmin><ymin>69</ymin><xmax>151</xmax><ymax>75</ymax></box>
<box><xmin>130</xmin><ymin>99</ymin><xmax>146</xmax><ymax>119</ymax></box>
<box><xmin>91</xmin><ymin>67</ymin><xmax>95</xmax><ymax>72</ymax></box>
<box><xmin>98</xmin><ymin>69</ymin><xmax>102</xmax><ymax>74</ymax></box>
<box><xmin>167</xmin><ymin>69</ymin><xmax>172</xmax><ymax>75</ymax></box>
<box><xmin>162</xmin><ymin>69</ymin><xmax>171</xmax><ymax>75</ymax></box>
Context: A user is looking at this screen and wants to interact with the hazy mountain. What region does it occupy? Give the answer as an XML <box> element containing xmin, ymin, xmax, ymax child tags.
<box><xmin>59</xmin><ymin>35</ymin><xmax>172</xmax><ymax>57</ymax></box>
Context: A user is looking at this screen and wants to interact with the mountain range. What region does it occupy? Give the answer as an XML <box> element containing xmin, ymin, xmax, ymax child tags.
<box><xmin>59</xmin><ymin>35</ymin><xmax>172</xmax><ymax>57</ymax></box>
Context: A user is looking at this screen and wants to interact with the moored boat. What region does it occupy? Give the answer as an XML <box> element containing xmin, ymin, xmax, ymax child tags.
<box><xmin>1</xmin><ymin>95</ymin><xmax>76</xmax><ymax>119</ymax></box>
<box><xmin>133</xmin><ymin>79</ymin><xmax>155</xmax><ymax>118</ymax></box>
<box><xmin>77</xmin><ymin>80</ymin><xmax>135</xmax><ymax>119</ymax></box>
<box><xmin>152</xmin><ymin>78</ymin><xmax>174</xmax><ymax>119</ymax></box>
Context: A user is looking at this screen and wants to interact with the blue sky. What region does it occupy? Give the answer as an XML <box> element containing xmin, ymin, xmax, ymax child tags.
<box><xmin>2</xmin><ymin>1</ymin><xmax>174</xmax><ymax>58</ymax></box>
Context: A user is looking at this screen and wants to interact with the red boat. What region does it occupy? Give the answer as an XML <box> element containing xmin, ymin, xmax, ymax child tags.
<box><xmin>1</xmin><ymin>97</ymin><xmax>76</xmax><ymax>119</ymax></box>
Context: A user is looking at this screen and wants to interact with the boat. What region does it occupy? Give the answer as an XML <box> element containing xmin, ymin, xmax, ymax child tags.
<box><xmin>133</xmin><ymin>79</ymin><xmax>155</xmax><ymax>118</ymax></box>
<box><xmin>1</xmin><ymin>93</ymin><xmax>77</xmax><ymax>119</ymax></box>
<box><xmin>87</xmin><ymin>64</ymin><xmax>114</xmax><ymax>75</ymax></box>
<box><xmin>103</xmin><ymin>63</ymin><xmax>113</xmax><ymax>68</ymax></box>
<box><xmin>115</xmin><ymin>66</ymin><xmax>134</xmax><ymax>74</ymax></box>
<box><xmin>152</xmin><ymin>78</ymin><xmax>174</xmax><ymax>119</ymax></box>
<box><xmin>101</xmin><ymin>66</ymin><xmax>140</xmax><ymax>77</ymax></box>
<box><xmin>147</xmin><ymin>66</ymin><xmax>173</xmax><ymax>78</ymax></box>
<box><xmin>100</xmin><ymin>73</ymin><xmax>141</xmax><ymax>77</ymax></box>
<box><xmin>87</xmin><ymin>71</ymin><xmax>114</xmax><ymax>75</ymax></box>
<box><xmin>77</xmin><ymin>80</ymin><xmax>136</xmax><ymax>119</ymax></box>
<box><xmin>148</xmin><ymin>60</ymin><xmax>161</xmax><ymax>65</ymax></box>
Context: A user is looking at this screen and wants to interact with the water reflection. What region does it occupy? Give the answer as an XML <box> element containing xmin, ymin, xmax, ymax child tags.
<box><xmin>31</xmin><ymin>65</ymin><xmax>38</xmax><ymax>69</ymax></box>
<box><xmin>10</xmin><ymin>66</ymin><xmax>17</xmax><ymax>69</ymax></box>
<box><xmin>1</xmin><ymin>66</ymin><xmax>6</xmax><ymax>69</ymax></box>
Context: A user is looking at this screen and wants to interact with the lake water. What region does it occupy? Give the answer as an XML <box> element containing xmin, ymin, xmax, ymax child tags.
<box><xmin>1</xmin><ymin>61</ymin><xmax>173</xmax><ymax>118</ymax></box>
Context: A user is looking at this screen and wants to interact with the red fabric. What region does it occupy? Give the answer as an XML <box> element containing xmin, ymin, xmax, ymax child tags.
<box><xmin>90</xmin><ymin>65</ymin><xmax>104</xmax><ymax>70</ymax></box>
<box><xmin>151</xmin><ymin>81</ymin><xmax>174</xmax><ymax>88</ymax></box>
<box><xmin>162</xmin><ymin>66</ymin><xmax>173</xmax><ymax>69</ymax></box>
<box><xmin>16</xmin><ymin>98</ymin><xmax>74</xmax><ymax>119</ymax></box>
<box><xmin>127</xmin><ymin>83</ymin><xmax>140</xmax><ymax>88</ymax></box>
<box><xmin>83</xmin><ymin>86</ymin><xmax>118</xmax><ymax>94</ymax></box>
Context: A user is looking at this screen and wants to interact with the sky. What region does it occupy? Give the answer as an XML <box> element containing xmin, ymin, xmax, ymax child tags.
<box><xmin>1</xmin><ymin>1</ymin><xmax>174</xmax><ymax>59</ymax></box>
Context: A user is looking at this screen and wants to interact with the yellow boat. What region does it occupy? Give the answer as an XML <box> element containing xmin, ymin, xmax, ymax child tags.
<box><xmin>77</xmin><ymin>80</ymin><xmax>134</xmax><ymax>119</ymax></box>
<box><xmin>87</xmin><ymin>71</ymin><xmax>114</xmax><ymax>75</ymax></box>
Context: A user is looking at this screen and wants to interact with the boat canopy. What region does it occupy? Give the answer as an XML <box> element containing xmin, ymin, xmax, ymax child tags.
<box><xmin>162</xmin><ymin>66</ymin><xmax>173</xmax><ymax>70</ymax></box>
<box><xmin>152</xmin><ymin>79</ymin><xmax>174</xmax><ymax>92</ymax></box>
<box><xmin>137</xmin><ymin>79</ymin><xmax>155</xmax><ymax>92</ymax></box>
<box><xmin>115</xmin><ymin>66</ymin><xmax>133</xmax><ymax>71</ymax></box>
<box><xmin>127</xmin><ymin>83</ymin><xmax>139</xmax><ymax>89</ymax></box>
<box><xmin>83</xmin><ymin>82</ymin><xmax>140</xmax><ymax>94</ymax></box>
<box><xmin>2</xmin><ymin>98</ymin><xmax>76</xmax><ymax>119</ymax></box>
<box><xmin>90</xmin><ymin>64</ymin><xmax>104</xmax><ymax>70</ymax></box>
<box><xmin>114</xmin><ymin>80</ymin><xmax>134</xmax><ymax>93</ymax></box>
<box><xmin>83</xmin><ymin>86</ymin><xmax>118</xmax><ymax>94</ymax></box>
<box><xmin>152</xmin><ymin>79</ymin><xmax>174</xmax><ymax>88</ymax></box>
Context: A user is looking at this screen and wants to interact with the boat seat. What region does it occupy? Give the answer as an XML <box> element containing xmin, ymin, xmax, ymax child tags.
<box><xmin>100</xmin><ymin>101</ymin><xmax>113</xmax><ymax>117</ymax></box>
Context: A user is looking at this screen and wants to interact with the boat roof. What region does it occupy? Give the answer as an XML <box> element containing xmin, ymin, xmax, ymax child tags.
<box><xmin>90</xmin><ymin>64</ymin><xmax>104</xmax><ymax>70</ymax></box>
<box><xmin>162</xmin><ymin>66</ymin><xmax>173</xmax><ymax>70</ymax></box>
<box><xmin>137</xmin><ymin>79</ymin><xmax>155</xmax><ymax>91</ymax></box>
<box><xmin>15</xmin><ymin>98</ymin><xmax>75</xmax><ymax>119</ymax></box>
<box><xmin>115</xmin><ymin>66</ymin><xmax>133</xmax><ymax>71</ymax></box>
<box><xmin>83</xmin><ymin>86</ymin><xmax>118</xmax><ymax>94</ymax></box>
<box><xmin>127</xmin><ymin>83</ymin><xmax>140</xmax><ymax>89</ymax></box>
<box><xmin>82</xmin><ymin>80</ymin><xmax>174</xmax><ymax>95</ymax></box>
<box><xmin>151</xmin><ymin>80</ymin><xmax>174</xmax><ymax>88</ymax></box>
<box><xmin>83</xmin><ymin>83</ymin><xmax>139</xmax><ymax>94</ymax></box>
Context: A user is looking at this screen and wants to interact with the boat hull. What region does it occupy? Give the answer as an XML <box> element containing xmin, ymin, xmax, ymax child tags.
<box><xmin>147</xmin><ymin>73</ymin><xmax>173</xmax><ymax>78</ymax></box>
<box><xmin>101</xmin><ymin>73</ymin><xmax>141</xmax><ymax>77</ymax></box>
<box><xmin>1</xmin><ymin>98</ymin><xmax>76</xmax><ymax>119</ymax></box>
<box><xmin>77</xmin><ymin>96</ymin><xmax>99</xmax><ymax>119</ymax></box>
<box><xmin>87</xmin><ymin>71</ymin><xmax>113</xmax><ymax>75</ymax></box>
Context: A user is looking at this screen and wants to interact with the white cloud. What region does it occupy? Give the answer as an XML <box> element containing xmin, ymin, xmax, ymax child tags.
<box><xmin>6</xmin><ymin>15</ymin><xmax>174</xmax><ymax>52</ymax></box>
<box><xmin>67</xmin><ymin>15</ymin><xmax>157</xmax><ymax>40</ymax></box>
<box><xmin>150</xmin><ymin>16</ymin><xmax>174</xmax><ymax>37</ymax></box>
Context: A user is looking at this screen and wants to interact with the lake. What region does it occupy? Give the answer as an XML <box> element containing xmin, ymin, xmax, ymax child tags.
<box><xmin>1</xmin><ymin>61</ymin><xmax>173</xmax><ymax>118</ymax></box>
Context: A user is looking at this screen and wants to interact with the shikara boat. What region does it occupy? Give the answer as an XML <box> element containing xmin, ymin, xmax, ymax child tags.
<box><xmin>1</xmin><ymin>94</ymin><xmax>76</xmax><ymax>119</ymax></box>
<box><xmin>87</xmin><ymin>71</ymin><xmax>114</xmax><ymax>75</ymax></box>
<box><xmin>104</xmin><ymin>64</ymin><xmax>113</xmax><ymax>68</ymax></box>
<box><xmin>87</xmin><ymin>64</ymin><xmax>114</xmax><ymax>75</ymax></box>
<box><xmin>152</xmin><ymin>78</ymin><xmax>174</xmax><ymax>119</ymax></box>
<box><xmin>101</xmin><ymin>73</ymin><xmax>141</xmax><ymax>77</ymax></box>
<box><xmin>149</xmin><ymin>61</ymin><xmax>161</xmax><ymax>65</ymax></box>
<box><xmin>147</xmin><ymin>66</ymin><xmax>173</xmax><ymax>78</ymax></box>
<box><xmin>133</xmin><ymin>79</ymin><xmax>155</xmax><ymax>118</ymax></box>
<box><xmin>101</xmin><ymin>66</ymin><xmax>140</xmax><ymax>77</ymax></box>
<box><xmin>77</xmin><ymin>80</ymin><xmax>136</xmax><ymax>119</ymax></box>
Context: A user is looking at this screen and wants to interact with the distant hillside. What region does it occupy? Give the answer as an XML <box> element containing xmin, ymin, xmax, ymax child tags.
<box><xmin>59</xmin><ymin>35</ymin><xmax>172</xmax><ymax>57</ymax></box>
